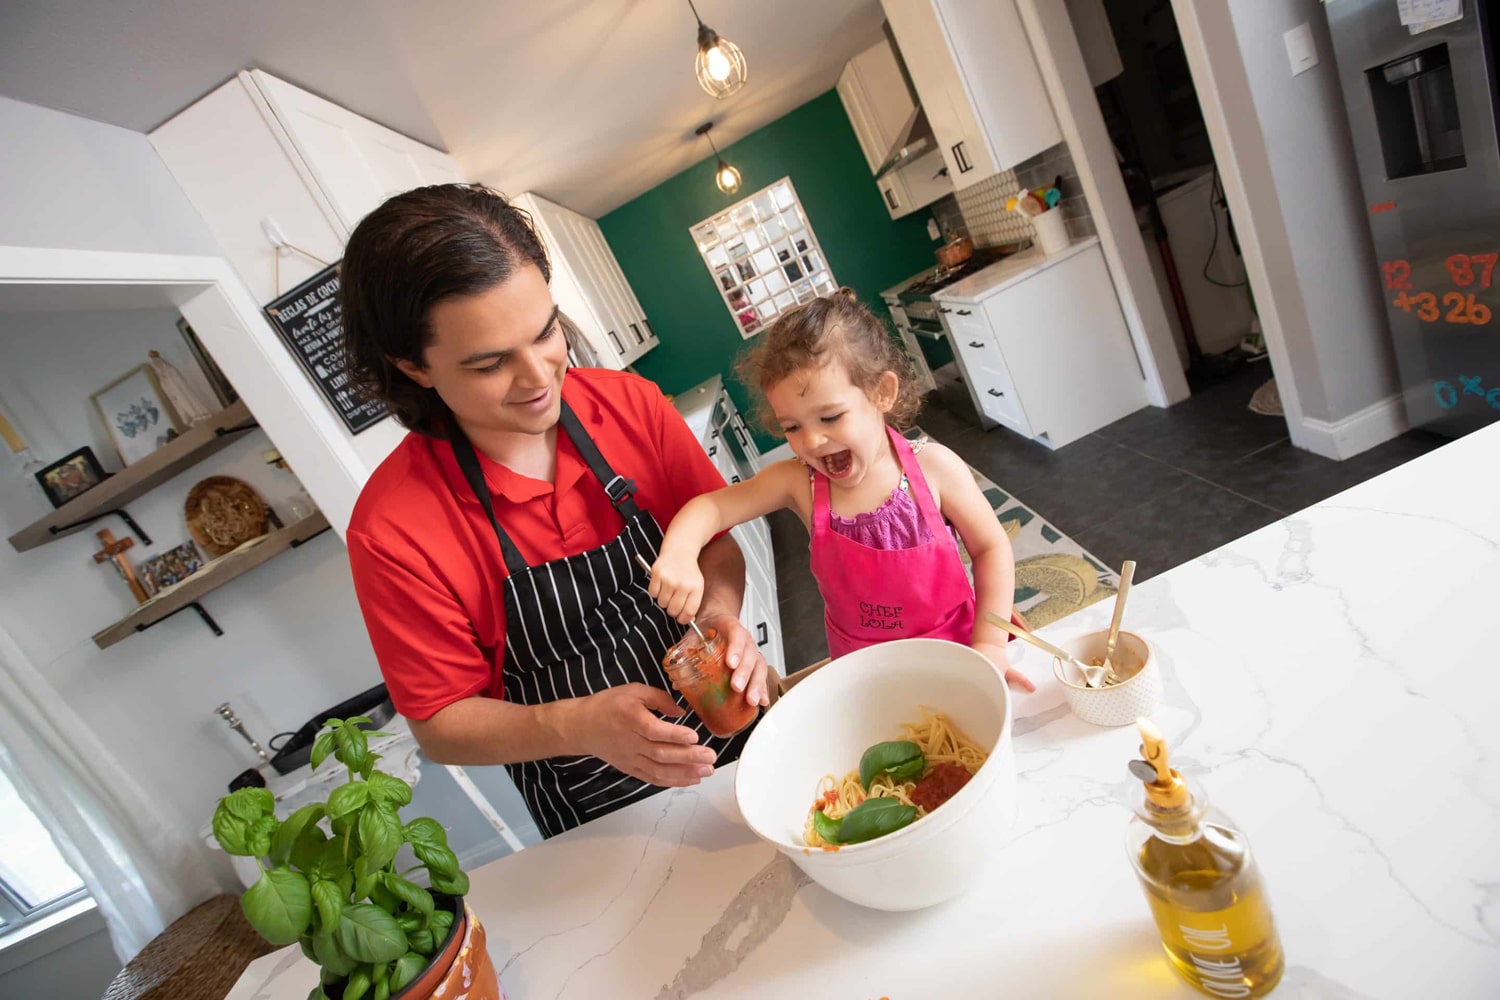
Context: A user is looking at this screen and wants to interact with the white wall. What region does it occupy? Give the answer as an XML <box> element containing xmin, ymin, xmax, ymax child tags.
<box><xmin>1224</xmin><ymin>0</ymin><xmax>1399</xmax><ymax>422</ymax></box>
<box><xmin>0</xmin><ymin>95</ymin><xmax>220</xmax><ymax>256</ymax></box>
<box><xmin>0</xmin><ymin>905</ymin><xmax>119</xmax><ymax>1000</ymax></box>
<box><xmin>0</xmin><ymin>306</ymin><xmax>383</xmax><ymax>873</ymax></box>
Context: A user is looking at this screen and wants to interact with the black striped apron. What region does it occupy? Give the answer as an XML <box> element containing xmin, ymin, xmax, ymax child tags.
<box><xmin>449</xmin><ymin>402</ymin><xmax>753</xmax><ymax>838</ymax></box>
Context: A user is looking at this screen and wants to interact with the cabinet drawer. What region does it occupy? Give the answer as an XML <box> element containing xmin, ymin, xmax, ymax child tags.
<box><xmin>973</xmin><ymin>364</ymin><xmax>1032</xmax><ymax>436</ymax></box>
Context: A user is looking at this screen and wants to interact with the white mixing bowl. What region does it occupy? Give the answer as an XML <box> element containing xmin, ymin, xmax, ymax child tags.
<box><xmin>734</xmin><ymin>638</ymin><xmax>1017</xmax><ymax>911</ymax></box>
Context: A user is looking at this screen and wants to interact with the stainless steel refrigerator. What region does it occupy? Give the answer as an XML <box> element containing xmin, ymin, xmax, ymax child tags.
<box><xmin>1326</xmin><ymin>0</ymin><xmax>1500</xmax><ymax>436</ymax></box>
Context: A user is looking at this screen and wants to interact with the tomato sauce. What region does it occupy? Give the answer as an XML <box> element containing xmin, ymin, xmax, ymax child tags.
<box><xmin>910</xmin><ymin>762</ymin><xmax>972</xmax><ymax>812</ymax></box>
<box><xmin>660</xmin><ymin>627</ymin><xmax>758</xmax><ymax>737</ymax></box>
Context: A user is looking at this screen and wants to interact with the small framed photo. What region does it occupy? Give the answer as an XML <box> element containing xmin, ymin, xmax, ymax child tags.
<box><xmin>138</xmin><ymin>541</ymin><xmax>205</xmax><ymax>596</ymax></box>
<box><xmin>176</xmin><ymin>317</ymin><xmax>238</xmax><ymax>407</ymax></box>
<box><xmin>90</xmin><ymin>365</ymin><xmax>185</xmax><ymax>466</ymax></box>
<box><xmin>35</xmin><ymin>447</ymin><xmax>108</xmax><ymax>508</ymax></box>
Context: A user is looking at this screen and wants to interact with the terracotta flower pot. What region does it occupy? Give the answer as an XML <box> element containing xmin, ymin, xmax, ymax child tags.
<box><xmin>394</xmin><ymin>902</ymin><xmax>501</xmax><ymax>999</ymax></box>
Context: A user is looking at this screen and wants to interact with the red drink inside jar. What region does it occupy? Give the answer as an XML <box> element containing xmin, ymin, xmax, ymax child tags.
<box><xmin>660</xmin><ymin>627</ymin><xmax>758</xmax><ymax>738</ymax></box>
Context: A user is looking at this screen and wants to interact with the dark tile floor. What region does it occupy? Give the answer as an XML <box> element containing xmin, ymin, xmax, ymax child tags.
<box><xmin>769</xmin><ymin>361</ymin><xmax>1448</xmax><ymax>671</ymax></box>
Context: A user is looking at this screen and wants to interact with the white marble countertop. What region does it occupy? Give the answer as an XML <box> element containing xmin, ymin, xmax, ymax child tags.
<box><xmin>933</xmin><ymin>236</ymin><xmax>1100</xmax><ymax>303</ymax></box>
<box><xmin>670</xmin><ymin>374</ymin><xmax>723</xmax><ymax>447</ymax></box>
<box><xmin>229</xmin><ymin>423</ymin><xmax>1500</xmax><ymax>998</ymax></box>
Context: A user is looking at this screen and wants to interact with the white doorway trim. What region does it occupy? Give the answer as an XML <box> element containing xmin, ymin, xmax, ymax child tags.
<box><xmin>0</xmin><ymin>245</ymin><xmax>368</xmax><ymax>530</ymax></box>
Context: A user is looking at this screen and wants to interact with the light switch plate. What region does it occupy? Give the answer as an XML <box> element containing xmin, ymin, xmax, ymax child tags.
<box><xmin>1284</xmin><ymin>22</ymin><xmax>1318</xmax><ymax>76</ymax></box>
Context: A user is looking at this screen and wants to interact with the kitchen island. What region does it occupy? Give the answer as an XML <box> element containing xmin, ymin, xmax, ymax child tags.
<box><xmin>228</xmin><ymin>425</ymin><xmax>1498</xmax><ymax>998</ymax></box>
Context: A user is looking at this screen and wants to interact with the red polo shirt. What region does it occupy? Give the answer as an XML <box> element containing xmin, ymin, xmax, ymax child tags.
<box><xmin>347</xmin><ymin>369</ymin><xmax>729</xmax><ymax>720</ymax></box>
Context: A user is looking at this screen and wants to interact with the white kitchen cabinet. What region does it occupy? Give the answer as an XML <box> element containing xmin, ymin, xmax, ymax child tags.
<box><xmin>836</xmin><ymin>39</ymin><xmax>953</xmax><ymax>219</ymax></box>
<box><xmin>249</xmin><ymin>70</ymin><xmax>463</xmax><ymax>232</ymax></box>
<box><xmin>934</xmin><ymin>242</ymin><xmax>1145</xmax><ymax>448</ymax></box>
<box><xmin>881</xmin><ymin>0</ymin><xmax>1061</xmax><ymax>189</ymax></box>
<box><xmin>513</xmin><ymin>192</ymin><xmax>658</xmax><ymax>371</ymax></box>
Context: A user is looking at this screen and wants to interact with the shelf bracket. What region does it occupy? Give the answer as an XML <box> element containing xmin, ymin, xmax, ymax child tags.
<box><xmin>214</xmin><ymin>418</ymin><xmax>259</xmax><ymax>438</ymax></box>
<box><xmin>289</xmin><ymin>525</ymin><xmax>332</xmax><ymax>549</ymax></box>
<box><xmin>135</xmin><ymin>601</ymin><xmax>222</xmax><ymax>638</ymax></box>
<box><xmin>50</xmin><ymin>508</ymin><xmax>151</xmax><ymax>545</ymax></box>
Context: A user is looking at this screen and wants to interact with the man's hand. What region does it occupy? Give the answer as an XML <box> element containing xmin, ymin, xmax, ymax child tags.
<box><xmin>700</xmin><ymin>612</ymin><xmax>772</xmax><ymax>708</ymax></box>
<box><xmin>567</xmin><ymin>683</ymin><xmax>717</xmax><ymax>787</ymax></box>
<box><xmin>648</xmin><ymin>549</ymin><xmax>706</xmax><ymax>623</ymax></box>
<box><xmin>974</xmin><ymin>640</ymin><xmax>1035</xmax><ymax>692</ymax></box>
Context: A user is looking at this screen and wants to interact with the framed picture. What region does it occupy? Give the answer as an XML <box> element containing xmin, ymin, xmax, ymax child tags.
<box><xmin>90</xmin><ymin>365</ymin><xmax>186</xmax><ymax>466</ymax></box>
<box><xmin>34</xmin><ymin>447</ymin><xmax>108</xmax><ymax>508</ymax></box>
<box><xmin>176</xmin><ymin>317</ymin><xmax>238</xmax><ymax>407</ymax></box>
<box><xmin>138</xmin><ymin>541</ymin><xmax>205</xmax><ymax>596</ymax></box>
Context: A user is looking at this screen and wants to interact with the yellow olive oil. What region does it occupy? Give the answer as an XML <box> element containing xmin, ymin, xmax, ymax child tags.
<box><xmin>1126</xmin><ymin>720</ymin><xmax>1284</xmax><ymax>998</ymax></box>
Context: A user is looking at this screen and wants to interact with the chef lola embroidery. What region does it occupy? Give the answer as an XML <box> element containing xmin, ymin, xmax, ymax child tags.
<box><xmin>648</xmin><ymin>289</ymin><xmax>1034</xmax><ymax>691</ymax></box>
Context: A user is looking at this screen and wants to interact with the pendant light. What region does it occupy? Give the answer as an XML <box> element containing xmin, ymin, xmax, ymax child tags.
<box><xmin>689</xmin><ymin>0</ymin><xmax>747</xmax><ymax>100</ymax></box>
<box><xmin>696</xmin><ymin>122</ymin><xmax>742</xmax><ymax>195</ymax></box>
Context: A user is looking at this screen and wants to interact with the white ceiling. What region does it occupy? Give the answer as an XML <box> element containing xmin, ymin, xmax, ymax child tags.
<box><xmin>0</xmin><ymin>0</ymin><xmax>888</xmax><ymax>217</ymax></box>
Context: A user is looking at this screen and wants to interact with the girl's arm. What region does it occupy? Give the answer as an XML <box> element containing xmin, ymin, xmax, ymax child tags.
<box><xmin>650</xmin><ymin>459</ymin><xmax>803</xmax><ymax>622</ymax></box>
<box><xmin>922</xmin><ymin>443</ymin><xmax>1035</xmax><ymax>692</ymax></box>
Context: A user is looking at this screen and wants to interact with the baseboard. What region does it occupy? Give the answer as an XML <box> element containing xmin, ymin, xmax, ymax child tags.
<box><xmin>1298</xmin><ymin>392</ymin><xmax>1409</xmax><ymax>460</ymax></box>
<box><xmin>759</xmin><ymin>442</ymin><xmax>795</xmax><ymax>465</ymax></box>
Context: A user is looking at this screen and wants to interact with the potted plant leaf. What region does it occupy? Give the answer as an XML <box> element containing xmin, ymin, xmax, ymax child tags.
<box><xmin>211</xmin><ymin>716</ymin><xmax>502</xmax><ymax>999</ymax></box>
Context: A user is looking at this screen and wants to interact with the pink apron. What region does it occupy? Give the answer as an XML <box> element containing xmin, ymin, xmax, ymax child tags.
<box><xmin>810</xmin><ymin>425</ymin><xmax>976</xmax><ymax>659</ymax></box>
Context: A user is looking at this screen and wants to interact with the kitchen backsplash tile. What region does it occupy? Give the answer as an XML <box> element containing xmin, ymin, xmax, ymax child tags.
<box><xmin>942</xmin><ymin>142</ymin><xmax>1094</xmax><ymax>250</ymax></box>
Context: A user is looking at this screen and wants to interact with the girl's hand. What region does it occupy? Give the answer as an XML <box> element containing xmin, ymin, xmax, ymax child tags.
<box><xmin>649</xmin><ymin>551</ymin><xmax>706</xmax><ymax>623</ymax></box>
<box><xmin>974</xmin><ymin>640</ymin><xmax>1036</xmax><ymax>693</ymax></box>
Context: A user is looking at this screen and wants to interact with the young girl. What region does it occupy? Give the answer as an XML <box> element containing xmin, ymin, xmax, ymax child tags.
<box><xmin>649</xmin><ymin>289</ymin><xmax>1034</xmax><ymax>691</ymax></box>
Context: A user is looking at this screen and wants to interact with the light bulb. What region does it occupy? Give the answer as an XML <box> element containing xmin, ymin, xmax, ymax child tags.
<box><xmin>705</xmin><ymin>44</ymin><xmax>732</xmax><ymax>82</ymax></box>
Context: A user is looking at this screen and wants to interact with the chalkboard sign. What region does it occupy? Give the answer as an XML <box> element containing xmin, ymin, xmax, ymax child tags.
<box><xmin>263</xmin><ymin>263</ymin><xmax>388</xmax><ymax>434</ymax></box>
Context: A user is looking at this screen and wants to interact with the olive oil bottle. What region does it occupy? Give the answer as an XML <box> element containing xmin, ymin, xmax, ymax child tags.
<box><xmin>1125</xmin><ymin>719</ymin><xmax>1284</xmax><ymax>998</ymax></box>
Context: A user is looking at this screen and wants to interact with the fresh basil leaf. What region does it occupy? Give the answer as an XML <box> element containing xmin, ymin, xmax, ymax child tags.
<box><xmin>354</xmin><ymin>855</ymin><xmax>380</xmax><ymax>902</ymax></box>
<box><xmin>242</xmin><ymin>867</ymin><xmax>312</xmax><ymax>945</ymax></box>
<box><xmin>211</xmin><ymin>806</ymin><xmax>253</xmax><ymax>856</ymax></box>
<box><xmin>383</xmin><ymin>873</ymin><xmax>434</xmax><ymax>916</ymax></box>
<box><xmin>345</xmin><ymin>715</ymin><xmax>373</xmax><ymax>726</ymax></box>
<box><xmin>272</xmin><ymin>804</ymin><xmax>327</xmax><ymax>868</ymax></box>
<box><xmin>858</xmin><ymin>740</ymin><xmax>925</xmax><ymax>791</ymax></box>
<box><xmin>430</xmin><ymin>869</ymin><xmax>469</xmax><ymax>897</ymax></box>
<box><xmin>291</xmin><ymin>824</ymin><xmax>328</xmax><ymax>873</ymax></box>
<box><xmin>336</xmin><ymin>904</ymin><xmax>408</xmax><ymax>965</ymax></box>
<box><xmin>390</xmin><ymin>952</ymin><xmax>427</xmax><ymax>993</ymax></box>
<box><xmin>811</xmin><ymin>809</ymin><xmax>844</xmax><ymax>845</ymax></box>
<box><xmin>299</xmin><ymin>933</ymin><xmax>317</xmax><ymax>964</ymax></box>
<box><xmin>406</xmin><ymin>928</ymin><xmax>435</xmax><ymax>956</ymax></box>
<box><xmin>309</xmin><ymin>839</ymin><xmax>349</xmax><ymax>883</ymax></box>
<box><xmin>368</xmin><ymin>880</ymin><xmax>399</xmax><ymax>914</ymax></box>
<box><xmin>428</xmin><ymin>909</ymin><xmax>454</xmax><ymax>939</ymax></box>
<box><xmin>305</xmin><ymin>986</ymin><xmax>329</xmax><ymax>1000</ymax></box>
<box><xmin>327</xmin><ymin>782</ymin><xmax>370</xmax><ymax>822</ymax></box>
<box><xmin>366</xmin><ymin>772</ymin><xmax>412</xmax><ymax>808</ymax></box>
<box><xmin>413</xmin><ymin>842</ymin><xmax>459</xmax><ymax>880</ymax></box>
<box><xmin>222</xmin><ymin>786</ymin><xmax>275</xmax><ymax>821</ymax></box>
<box><xmin>247</xmin><ymin>814</ymin><xmax>280</xmax><ymax>859</ymax></box>
<box><xmin>396</xmin><ymin>911</ymin><xmax>423</xmax><ymax>933</ymax></box>
<box><xmin>342</xmin><ymin>966</ymin><xmax>371</xmax><ymax>1000</ymax></box>
<box><xmin>402</xmin><ymin>817</ymin><xmax>447</xmax><ymax>849</ymax></box>
<box><xmin>359</xmin><ymin>804</ymin><xmax>402</xmax><ymax>870</ymax></box>
<box><xmin>335</xmin><ymin>724</ymin><xmax>370</xmax><ymax>771</ymax></box>
<box><xmin>311</xmin><ymin>878</ymin><xmax>344</xmax><ymax>932</ymax></box>
<box><xmin>310</xmin><ymin>731</ymin><xmax>337</xmax><ymax>771</ymax></box>
<box><xmin>374</xmin><ymin>978</ymin><xmax>389</xmax><ymax>1000</ymax></box>
<box><xmin>312</xmin><ymin>929</ymin><xmax>357</xmax><ymax>977</ymax></box>
<box><xmin>834</xmin><ymin>797</ymin><xmax>918</xmax><ymax>844</ymax></box>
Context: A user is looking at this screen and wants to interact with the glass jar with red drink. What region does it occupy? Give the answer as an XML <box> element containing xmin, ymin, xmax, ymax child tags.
<box><xmin>660</xmin><ymin>627</ymin><xmax>758</xmax><ymax>738</ymax></box>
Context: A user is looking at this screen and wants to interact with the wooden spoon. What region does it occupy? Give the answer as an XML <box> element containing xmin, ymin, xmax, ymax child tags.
<box><xmin>1101</xmin><ymin>561</ymin><xmax>1137</xmax><ymax>685</ymax></box>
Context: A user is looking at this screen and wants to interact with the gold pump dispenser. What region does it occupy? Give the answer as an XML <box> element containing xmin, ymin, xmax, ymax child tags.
<box><xmin>1125</xmin><ymin>719</ymin><xmax>1284</xmax><ymax>998</ymax></box>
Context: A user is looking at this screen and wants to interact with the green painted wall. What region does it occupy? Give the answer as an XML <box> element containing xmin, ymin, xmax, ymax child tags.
<box><xmin>599</xmin><ymin>89</ymin><xmax>947</xmax><ymax>452</ymax></box>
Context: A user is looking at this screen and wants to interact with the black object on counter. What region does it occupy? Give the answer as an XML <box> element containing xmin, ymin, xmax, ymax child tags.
<box><xmin>228</xmin><ymin>768</ymin><xmax>267</xmax><ymax>792</ymax></box>
<box><xmin>267</xmin><ymin>683</ymin><xmax>394</xmax><ymax>775</ymax></box>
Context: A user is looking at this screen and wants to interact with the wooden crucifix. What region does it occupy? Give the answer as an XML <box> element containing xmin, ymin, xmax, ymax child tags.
<box><xmin>93</xmin><ymin>528</ymin><xmax>149</xmax><ymax>604</ymax></box>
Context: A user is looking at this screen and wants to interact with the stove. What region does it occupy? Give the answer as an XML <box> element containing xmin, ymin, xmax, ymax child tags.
<box><xmin>897</xmin><ymin>243</ymin><xmax>1030</xmax><ymax>306</ymax></box>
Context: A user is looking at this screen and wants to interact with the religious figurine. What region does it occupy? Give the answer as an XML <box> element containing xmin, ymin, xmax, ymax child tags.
<box><xmin>148</xmin><ymin>350</ymin><xmax>215</xmax><ymax>426</ymax></box>
<box><xmin>92</xmin><ymin>528</ymin><xmax>150</xmax><ymax>603</ymax></box>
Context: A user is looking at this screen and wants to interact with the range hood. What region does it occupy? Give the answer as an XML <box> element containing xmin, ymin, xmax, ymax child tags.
<box><xmin>872</xmin><ymin>20</ymin><xmax>938</xmax><ymax>181</ymax></box>
<box><xmin>873</xmin><ymin>105</ymin><xmax>938</xmax><ymax>180</ymax></box>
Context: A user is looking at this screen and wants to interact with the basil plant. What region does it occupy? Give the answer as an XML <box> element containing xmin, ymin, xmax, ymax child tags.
<box><xmin>211</xmin><ymin>717</ymin><xmax>470</xmax><ymax>1000</ymax></box>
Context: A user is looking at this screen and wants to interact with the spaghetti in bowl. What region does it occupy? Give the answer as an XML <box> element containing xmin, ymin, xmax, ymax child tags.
<box><xmin>734</xmin><ymin>638</ymin><xmax>1017</xmax><ymax>911</ymax></box>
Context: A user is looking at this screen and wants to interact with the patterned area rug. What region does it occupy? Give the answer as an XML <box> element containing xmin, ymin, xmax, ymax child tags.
<box><xmin>907</xmin><ymin>428</ymin><xmax>1120</xmax><ymax>628</ymax></box>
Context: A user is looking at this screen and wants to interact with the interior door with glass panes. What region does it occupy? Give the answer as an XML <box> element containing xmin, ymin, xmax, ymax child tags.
<box><xmin>691</xmin><ymin>179</ymin><xmax>837</xmax><ymax>338</ymax></box>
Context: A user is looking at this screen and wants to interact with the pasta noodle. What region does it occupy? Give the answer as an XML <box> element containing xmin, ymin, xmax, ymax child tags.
<box><xmin>803</xmin><ymin>708</ymin><xmax>987</xmax><ymax>848</ymax></box>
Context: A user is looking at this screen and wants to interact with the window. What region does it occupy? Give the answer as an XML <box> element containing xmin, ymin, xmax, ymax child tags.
<box><xmin>0</xmin><ymin>766</ymin><xmax>86</xmax><ymax>936</ymax></box>
<box><xmin>690</xmin><ymin>179</ymin><xmax>837</xmax><ymax>339</ymax></box>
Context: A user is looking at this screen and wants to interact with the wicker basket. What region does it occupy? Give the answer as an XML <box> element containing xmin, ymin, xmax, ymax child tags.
<box><xmin>102</xmin><ymin>894</ymin><xmax>276</xmax><ymax>1000</ymax></box>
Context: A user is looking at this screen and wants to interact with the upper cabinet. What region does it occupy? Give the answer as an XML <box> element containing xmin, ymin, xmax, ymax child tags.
<box><xmin>150</xmin><ymin>70</ymin><xmax>464</xmax><ymax>305</ymax></box>
<box><xmin>512</xmin><ymin>192</ymin><xmax>659</xmax><ymax>370</ymax></box>
<box><xmin>881</xmin><ymin>0</ymin><xmax>1061</xmax><ymax>189</ymax></box>
<box><xmin>837</xmin><ymin>38</ymin><xmax>952</xmax><ymax>219</ymax></box>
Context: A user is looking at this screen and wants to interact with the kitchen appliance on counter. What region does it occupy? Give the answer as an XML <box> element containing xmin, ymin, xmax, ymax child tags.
<box><xmin>1325</xmin><ymin>0</ymin><xmax>1500</xmax><ymax>437</ymax></box>
<box><xmin>885</xmin><ymin>242</ymin><xmax>1033</xmax><ymax>341</ymax></box>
